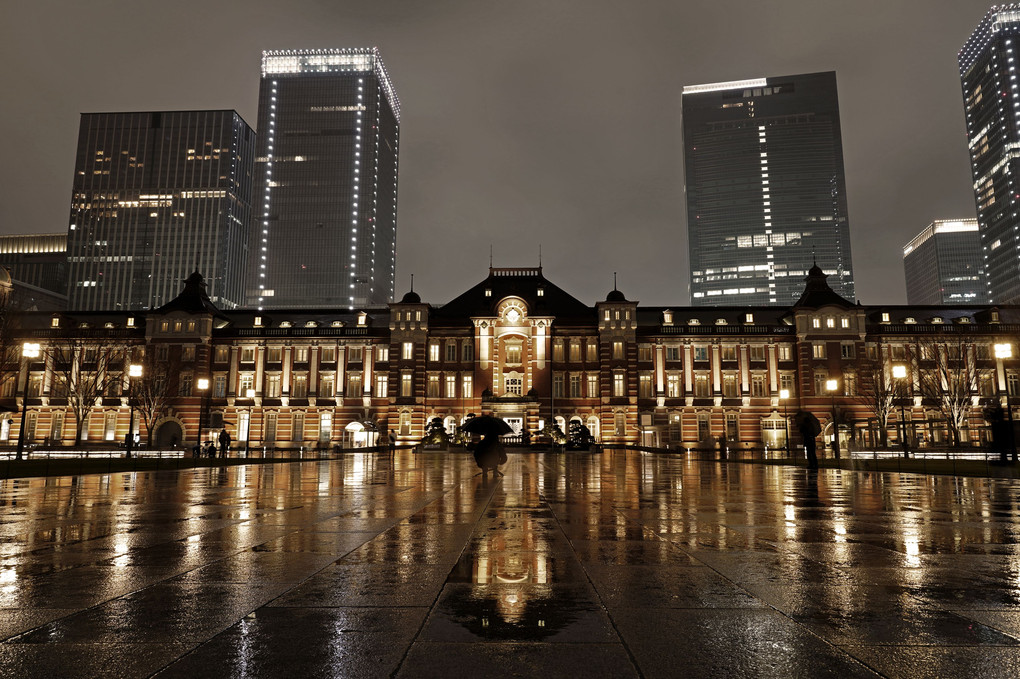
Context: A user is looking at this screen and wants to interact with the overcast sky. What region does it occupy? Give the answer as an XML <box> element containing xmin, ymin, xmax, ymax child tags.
<box><xmin>0</xmin><ymin>0</ymin><xmax>999</xmax><ymax>306</ymax></box>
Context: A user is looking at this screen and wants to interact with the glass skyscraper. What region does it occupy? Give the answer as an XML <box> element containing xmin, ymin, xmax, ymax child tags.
<box><xmin>960</xmin><ymin>5</ymin><xmax>1020</xmax><ymax>303</ymax></box>
<box><xmin>66</xmin><ymin>111</ymin><xmax>256</xmax><ymax>310</ymax></box>
<box><xmin>903</xmin><ymin>219</ymin><xmax>987</xmax><ymax>305</ymax></box>
<box><xmin>252</xmin><ymin>48</ymin><xmax>400</xmax><ymax>310</ymax></box>
<box><xmin>682</xmin><ymin>72</ymin><xmax>855</xmax><ymax>306</ymax></box>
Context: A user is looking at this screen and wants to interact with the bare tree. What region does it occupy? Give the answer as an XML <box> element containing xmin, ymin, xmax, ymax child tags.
<box><xmin>855</xmin><ymin>351</ymin><xmax>897</xmax><ymax>448</ymax></box>
<box><xmin>132</xmin><ymin>347</ymin><xmax>180</xmax><ymax>447</ymax></box>
<box><xmin>48</xmin><ymin>336</ymin><xmax>123</xmax><ymax>445</ymax></box>
<box><xmin>914</xmin><ymin>335</ymin><xmax>979</xmax><ymax>447</ymax></box>
<box><xmin>0</xmin><ymin>301</ymin><xmax>23</xmax><ymax>404</ymax></box>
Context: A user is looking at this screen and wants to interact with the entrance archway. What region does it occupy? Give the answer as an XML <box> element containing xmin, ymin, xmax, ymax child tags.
<box><xmin>155</xmin><ymin>421</ymin><xmax>183</xmax><ymax>448</ymax></box>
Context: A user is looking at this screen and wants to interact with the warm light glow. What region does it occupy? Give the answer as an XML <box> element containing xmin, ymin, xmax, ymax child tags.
<box><xmin>128</xmin><ymin>364</ymin><xmax>142</xmax><ymax>378</ymax></box>
<box><xmin>246</xmin><ymin>388</ymin><xmax>255</xmax><ymax>398</ymax></box>
<box><xmin>22</xmin><ymin>343</ymin><xmax>40</xmax><ymax>359</ymax></box>
<box><xmin>826</xmin><ymin>379</ymin><xmax>838</xmax><ymax>392</ymax></box>
<box><xmin>197</xmin><ymin>378</ymin><xmax>210</xmax><ymax>391</ymax></box>
<box><xmin>995</xmin><ymin>343</ymin><xmax>1013</xmax><ymax>360</ymax></box>
<box><xmin>780</xmin><ymin>389</ymin><xmax>790</xmax><ymax>400</ymax></box>
<box><xmin>892</xmin><ymin>364</ymin><xmax>907</xmax><ymax>380</ymax></box>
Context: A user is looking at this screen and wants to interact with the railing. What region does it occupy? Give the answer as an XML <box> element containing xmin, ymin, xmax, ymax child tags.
<box><xmin>658</xmin><ymin>325</ymin><xmax>793</xmax><ymax>335</ymax></box>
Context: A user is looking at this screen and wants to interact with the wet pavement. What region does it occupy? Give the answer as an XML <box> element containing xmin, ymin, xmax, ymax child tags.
<box><xmin>2</xmin><ymin>450</ymin><xmax>1020</xmax><ymax>677</ymax></box>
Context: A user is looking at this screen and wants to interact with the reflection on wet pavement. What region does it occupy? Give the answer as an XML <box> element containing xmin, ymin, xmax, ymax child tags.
<box><xmin>2</xmin><ymin>451</ymin><xmax>1020</xmax><ymax>676</ymax></box>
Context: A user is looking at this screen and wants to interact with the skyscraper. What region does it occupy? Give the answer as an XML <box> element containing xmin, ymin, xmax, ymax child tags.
<box><xmin>66</xmin><ymin>111</ymin><xmax>256</xmax><ymax>310</ymax></box>
<box><xmin>252</xmin><ymin>48</ymin><xmax>400</xmax><ymax>310</ymax></box>
<box><xmin>903</xmin><ymin>219</ymin><xmax>987</xmax><ymax>305</ymax></box>
<box><xmin>682</xmin><ymin>72</ymin><xmax>855</xmax><ymax>306</ymax></box>
<box><xmin>960</xmin><ymin>5</ymin><xmax>1020</xmax><ymax>303</ymax></box>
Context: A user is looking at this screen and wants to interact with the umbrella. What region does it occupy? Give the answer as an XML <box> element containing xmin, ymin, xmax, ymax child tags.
<box><xmin>461</xmin><ymin>415</ymin><xmax>513</xmax><ymax>437</ymax></box>
<box><xmin>793</xmin><ymin>410</ymin><xmax>821</xmax><ymax>436</ymax></box>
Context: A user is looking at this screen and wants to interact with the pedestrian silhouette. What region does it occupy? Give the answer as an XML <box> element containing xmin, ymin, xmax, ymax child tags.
<box><xmin>218</xmin><ymin>429</ymin><xmax>231</xmax><ymax>457</ymax></box>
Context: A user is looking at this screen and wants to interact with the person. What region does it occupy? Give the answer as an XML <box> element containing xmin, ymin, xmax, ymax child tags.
<box><xmin>798</xmin><ymin>415</ymin><xmax>819</xmax><ymax>469</ymax></box>
<box><xmin>205</xmin><ymin>440</ymin><xmax>216</xmax><ymax>458</ymax></box>
<box><xmin>718</xmin><ymin>434</ymin><xmax>728</xmax><ymax>460</ymax></box>
<box><xmin>218</xmin><ymin>429</ymin><xmax>231</xmax><ymax>457</ymax></box>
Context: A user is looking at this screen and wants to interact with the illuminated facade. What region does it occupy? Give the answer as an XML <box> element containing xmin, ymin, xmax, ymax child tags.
<box><xmin>2</xmin><ymin>266</ymin><xmax>1017</xmax><ymax>452</ymax></box>
<box><xmin>66</xmin><ymin>111</ymin><xmax>257</xmax><ymax>311</ymax></box>
<box><xmin>251</xmin><ymin>49</ymin><xmax>400</xmax><ymax>310</ymax></box>
<box><xmin>0</xmin><ymin>233</ymin><xmax>68</xmax><ymax>310</ymax></box>
<box><xmin>960</xmin><ymin>5</ymin><xmax>1020</xmax><ymax>303</ymax></box>
<box><xmin>903</xmin><ymin>219</ymin><xmax>987</xmax><ymax>305</ymax></box>
<box><xmin>682</xmin><ymin>72</ymin><xmax>855</xmax><ymax>306</ymax></box>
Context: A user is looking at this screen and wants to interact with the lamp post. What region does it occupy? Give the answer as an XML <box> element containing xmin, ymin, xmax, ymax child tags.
<box><xmin>245</xmin><ymin>388</ymin><xmax>255</xmax><ymax>457</ymax></box>
<box><xmin>826</xmin><ymin>378</ymin><xmax>840</xmax><ymax>460</ymax></box>
<box><xmin>780</xmin><ymin>388</ymin><xmax>791</xmax><ymax>458</ymax></box>
<box><xmin>125</xmin><ymin>363</ymin><xmax>142</xmax><ymax>459</ymax></box>
<box><xmin>994</xmin><ymin>343</ymin><xmax>1016</xmax><ymax>463</ymax></box>
<box><xmin>892</xmin><ymin>364</ymin><xmax>910</xmax><ymax>458</ymax></box>
<box><xmin>197</xmin><ymin>377</ymin><xmax>210</xmax><ymax>453</ymax></box>
<box><xmin>15</xmin><ymin>342</ymin><xmax>41</xmax><ymax>461</ymax></box>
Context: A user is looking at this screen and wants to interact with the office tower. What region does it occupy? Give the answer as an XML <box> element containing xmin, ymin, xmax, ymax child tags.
<box><xmin>682</xmin><ymin>72</ymin><xmax>855</xmax><ymax>306</ymax></box>
<box><xmin>253</xmin><ymin>48</ymin><xmax>400</xmax><ymax>309</ymax></box>
<box><xmin>66</xmin><ymin>111</ymin><xmax>256</xmax><ymax>310</ymax></box>
<box><xmin>903</xmin><ymin>219</ymin><xmax>987</xmax><ymax>304</ymax></box>
<box><xmin>0</xmin><ymin>233</ymin><xmax>68</xmax><ymax>311</ymax></box>
<box><xmin>960</xmin><ymin>5</ymin><xmax>1020</xmax><ymax>303</ymax></box>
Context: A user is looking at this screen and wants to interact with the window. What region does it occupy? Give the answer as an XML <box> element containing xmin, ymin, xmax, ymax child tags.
<box><xmin>841</xmin><ymin>318</ymin><xmax>850</xmax><ymax>329</ymax></box>
<box><xmin>814</xmin><ymin>373</ymin><xmax>828</xmax><ymax>396</ymax></box>
<box><xmin>401</xmin><ymin>373</ymin><xmax>413</xmax><ymax>397</ymax></box>
<box><xmin>157</xmin><ymin>346</ymin><xmax>169</xmax><ymax>361</ymax></box>
<box><xmin>866</xmin><ymin>344</ymin><xmax>878</xmax><ymax>360</ymax></box>
<box><xmin>104</xmin><ymin>412</ymin><xmax>117</xmax><ymax>441</ymax></box>
<box><xmin>778</xmin><ymin>346</ymin><xmax>791</xmax><ymax>361</ymax></box>
<box><xmin>612</xmin><ymin>341</ymin><xmax>624</xmax><ymax>360</ymax></box>
<box><xmin>348</xmin><ymin>346</ymin><xmax>363</xmax><ymax>364</ymax></box>
<box><xmin>179</xmin><ymin>373</ymin><xmax>193</xmax><ymax>397</ymax></box>
<box><xmin>294</xmin><ymin>347</ymin><xmax>309</xmax><ymax>363</ymax></box>
<box><xmin>553</xmin><ymin>340</ymin><xmax>564</xmax><ymax>362</ymax></box>
<box><xmin>348</xmin><ymin>374</ymin><xmax>364</xmax><ymax>397</ymax></box>
<box><xmin>264</xmin><ymin>412</ymin><xmax>277</xmax><ymax>442</ymax></box>
<box><xmin>587</xmin><ymin>340</ymin><xmax>598</xmax><ymax>362</ymax></box>
<box><xmin>292</xmin><ymin>375</ymin><xmax>308</xmax><ymax>398</ymax></box>
<box><xmin>214</xmin><ymin>346</ymin><xmax>229</xmax><ymax>363</ymax></box>
<box><xmin>694</xmin><ymin>346</ymin><xmax>709</xmax><ymax>362</ymax></box>
<box><xmin>462</xmin><ymin>342</ymin><xmax>473</xmax><ymax>362</ymax></box>
<box><xmin>840</xmin><ymin>342</ymin><xmax>855</xmax><ymax>359</ymax></box>
<box><xmin>446</xmin><ymin>342</ymin><xmax>457</xmax><ymax>362</ymax></box>
<box><xmin>726</xmin><ymin>413</ymin><xmax>739</xmax><ymax>440</ymax></box>
<box><xmin>638</xmin><ymin>345</ymin><xmax>653</xmax><ymax>362</ymax></box>
<box><xmin>505</xmin><ymin>342</ymin><xmax>522</xmax><ymax>365</ymax></box>
<box><xmin>429</xmin><ymin>342</ymin><xmax>440</xmax><ymax>362</ymax></box>
<box><xmin>613</xmin><ymin>373</ymin><xmax>625</xmax><ymax>397</ymax></box>
<box><xmin>402</xmin><ymin>342</ymin><xmax>414</xmax><ymax>360</ymax></box>
<box><xmin>241</xmin><ymin>347</ymin><xmax>255</xmax><ymax>363</ymax></box>
<box><xmin>239</xmin><ymin>374</ymin><xmax>253</xmax><ymax>395</ymax></box>
<box><xmin>697</xmin><ymin>413</ymin><xmax>710</xmax><ymax>441</ymax></box>
<box><xmin>844</xmin><ymin>374</ymin><xmax>857</xmax><ymax>396</ymax></box>
<box><xmin>721</xmin><ymin>346</ymin><xmax>737</xmax><ymax>361</ymax></box>
<box><xmin>570</xmin><ymin>341</ymin><xmax>582</xmax><ymax>362</ymax></box>
<box><xmin>665</xmin><ymin>346</ymin><xmax>681</xmax><ymax>361</ymax></box>
<box><xmin>265</xmin><ymin>374</ymin><xmax>281</xmax><ymax>398</ymax></box>
<box><xmin>751</xmin><ymin>374</ymin><xmax>767</xmax><ymax>397</ymax></box>
<box><xmin>638</xmin><ymin>374</ymin><xmax>653</xmax><ymax>398</ymax></box>
<box><xmin>292</xmin><ymin>412</ymin><xmax>305</xmax><ymax>441</ymax></box>
<box><xmin>826</xmin><ymin>318</ymin><xmax>835</xmax><ymax>329</ymax></box>
<box><xmin>570</xmin><ymin>374</ymin><xmax>583</xmax><ymax>398</ymax></box>
<box><xmin>319</xmin><ymin>412</ymin><xmax>332</xmax><ymax>443</ymax></box>
<box><xmin>977</xmin><ymin>344</ymin><xmax>991</xmax><ymax>360</ymax></box>
<box><xmin>399</xmin><ymin>411</ymin><xmax>411</xmax><ymax>436</ymax></box>
<box><xmin>320</xmin><ymin>346</ymin><xmax>336</xmax><ymax>363</ymax></box>
<box><xmin>667</xmin><ymin>374</ymin><xmax>681</xmax><ymax>398</ymax></box>
<box><xmin>267</xmin><ymin>347</ymin><xmax>282</xmax><ymax>363</ymax></box>
<box><xmin>446</xmin><ymin>374</ymin><xmax>457</xmax><ymax>398</ymax></box>
<box><xmin>374</xmin><ymin>374</ymin><xmax>387</xmax><ymax>398</ymax></box>
<box><xmin>505</xmin><ymin>375</ymin><xmax>523</xmax><ymax>396</ymax></box>
<box><xmin>694</xmin><ymin>374</ymin><xmax>709</xmax><ymax>397</ymax></box>
<box><xmin>812</xmin><ymin>343</ymin><xmax>826</xmax><ymax>359</ymax></box>
<box><xmin>182</xmin><ymin>346</ymin><xmax>195</xmax><ymax>362</ymax></box>
<box><xmin>1010</xmin><ymin>373</ymin><xmax>1020</xmax><ymax>397</ymax></box>
<box><xmin>588</xmin><ymin>373</ymin><xmax>600</xmax><ymax>398</ymax></box>
<box><xmin>615</xmin><ymin>411</ymin><xmax>626</xmax><ymax>435</ymax></box>
<box><xmin>722</xmin><ymin>374</ymin><xmax>738</xmax><ymax>397</ymax></box>
<box><xmin>812</xmin><ymin>318</ymin><xmax>821</xmax><ymax>329</ymax></box>
<box><xmin>462</xmin><ymin>375</ymin><xmax>473</xmax><ymax>398</ymax></box>
<box><xmin>50</xmin><ymin>411</ymin><xmax>64</xmax><ymax>442</ymax></box>
<box><xmin>750</xmin><ymin>345</ymin><xmax>765</xmax><ymax>361</ymax></box>
<box><xmin>780</xmin><ymin>374</ymin><xmax>795</xmax><ymax>395</ymax></box>
<box><xmin>213</xmin><ymin>375</ymin><xmax>227</xmax><ymax>398</ymax></box>
<box><xmin>553</xmin><ymin>373</ymin><xmax>565</xmax><ymax>398</ymax></box>
<box><xmin>320</xmin><ymin>376</ymin><xmax>334</xmax><ymax>398</ymax></box>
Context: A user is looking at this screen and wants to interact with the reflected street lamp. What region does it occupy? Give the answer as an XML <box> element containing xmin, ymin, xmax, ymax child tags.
<box><xmin>245</xmin><ymin>387</ymin><xmax>255</xmax><ymax>457</ymax></box>
<box><xmin>826</xmin><ymin>378</ymin><xmax>841</xmax><ymax>460</ymax></box>
<box><xmin>994</xmin><ymin>343</ymin><xmax>1016</xmax><ymax>463</ymax></box>
<box><xmin>125</xmin><ymin>363</ymin><xmax>142</xmax><ymax>459</ymax></box>
<box><xmin>197</xmin><ymin>377</ymin><xmax>210</xmax><ymax>451</ymax></box>
<box><xmin>15</xmin><ymin>342</ymin><xmax>41</xmax><ymax>461</ymax></box>
<box><xmin>779</xmin><ymin>388</ymin><xmax>791</xmax><ymax>457</ymax></box>
<box><xmin>892</xmin><ymin>364</ymin><xmax>910</xmax><ymax>458</ymax></box>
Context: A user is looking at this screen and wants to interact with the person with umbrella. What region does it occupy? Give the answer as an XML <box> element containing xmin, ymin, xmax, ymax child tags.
<box><xmin>461</xmin><ymin>415</ymin><xmax>511</xmax><ymax>476</ymax></box>
<box><xmin>794</xmin><ymin>409</ymin><xmax>821</xmax><ymax>469</ymax></box>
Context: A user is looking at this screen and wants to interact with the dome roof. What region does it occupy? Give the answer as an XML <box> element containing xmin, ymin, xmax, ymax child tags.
<box><xmin>605</xmin><ymin>289</ymin><xmax>627</xmax><ymax>302</ymax></box>
<box><xmin>400</xmin><ymin>290</ymin><xmax>421</xmax><ymax>304</ymax></box>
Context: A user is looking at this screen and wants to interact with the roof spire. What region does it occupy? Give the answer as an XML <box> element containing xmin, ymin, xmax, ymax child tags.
<box><xmin>489</xmin><ymin>245</ymin><xmax>493</xmax><ymax>270</ymax></box>
<box><xmin>538</xmin><ymin>244</ymin><xmax>542</xmax><ymax>268</ymax></box>
<box><xmin>410</xmin><ymin>273</ymin><xmax>414</xmax><ymax>293</ymax></box>
<box><xmin>614</xmin><ymin>272</ymin><xmax>618</xmax><ymax>291</ymax></box>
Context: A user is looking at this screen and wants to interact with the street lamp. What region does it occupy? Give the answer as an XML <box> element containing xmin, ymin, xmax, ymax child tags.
<box><xmin>197</xmin><ymin>377</ymin><xmax>210</xmax><ymax>453</ymax></box>
<box><xmin>994</xmin><ymin>343</ymin><xmax>1016</xmax><ymax>462</ymax></box>
<box><xmin>892</xmin><ymin>364</ymin><xmax>910</xmax><ymax>458</ymax></box>
<box><xmin>245</xmin><ymin>387</ymin><xmax>255</xmax><ymax>457</ymax></box>
<box><xmin>779</xmin><ymin>388</ymin><xmax>791</xmax><ymax>458</ymax></box>
<box><xmin>826</xmin><ymin>378</ymin><xmax>841</xmax><ymax>460</ymax></box>
<box><xmin>125</xmin><ymin>363</ymin><xmax>142</xmax><ymax>459</ymax></box>
<box><xmin>15</xmin><ymin>342</ymin><xmax>41</xmax><ymax>461</ymax></box>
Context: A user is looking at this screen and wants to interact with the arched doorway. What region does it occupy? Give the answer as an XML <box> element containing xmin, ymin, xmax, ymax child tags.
<box><xmin>155</xmin><ymin>420</ymin><xmax>184</xmax><ymax>448</ymax></box>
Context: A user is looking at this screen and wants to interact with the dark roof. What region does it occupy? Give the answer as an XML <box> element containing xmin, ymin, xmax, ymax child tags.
<box><xmin>154</xmin><ymin>271</ymin><xmax>230</xmax><ymax>320</ymax></box>
<box><xmin>432</xmin><ymin>267</ymin><xmax>594</xmax><ymax>323</ymax></box>
<box><xmin>400</xmin><ymin>290</ymin><xmax>421</xmax><ymax>304</ymax></box>
<box><xmin>605</xmin><ymin>289</ymin><xmax>627</xmax><ymax>302</ymax></box>
<box><xmin>791</xmin><ymin>265</ymin><xmax>855</xmax><ymax>309</ymax></box>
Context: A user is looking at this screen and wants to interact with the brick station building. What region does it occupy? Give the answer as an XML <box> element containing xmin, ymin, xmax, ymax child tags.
<box><xmin>2</xmin><ymin>265</ymin><xmax>1019</xmax><ymax>452</ymax></box>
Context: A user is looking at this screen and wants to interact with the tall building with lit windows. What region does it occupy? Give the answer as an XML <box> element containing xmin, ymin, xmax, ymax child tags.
<box><xmin>903</xmin><ymin>219</ymin><xmax>987</xmax><ymax>305</ymax></box>
<box><xmin>960</xmin><ymin>5</ymin><xmax>1020</xmax><ymax>303</ymax></box>
<box><xmin>66</xmin><ymin>111</ymin><xmax>256</xmax><ymax>310</ymax></box>
<box><xmin>682</xmin><ymin>71</ymin><xmax>855</xmax><ymax>306</ymax></box>
<box><xmin>251</xmin><ymin>48</ymin><xmax>400</xmax><ymax>310</ymax></box>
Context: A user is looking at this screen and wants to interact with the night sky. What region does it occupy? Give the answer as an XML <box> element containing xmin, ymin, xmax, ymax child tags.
<box><xmin>0</xmin><ymin>0</ymin><xmax>999</xmax><ymax>307</ymax></box>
